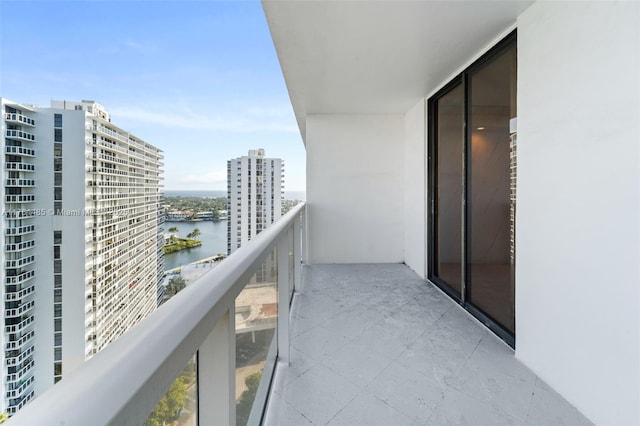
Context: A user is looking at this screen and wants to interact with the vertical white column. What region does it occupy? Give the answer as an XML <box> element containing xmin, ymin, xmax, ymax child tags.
<box><xmin>277</xmin><ymin>232</ymin><xmax>290</xmax><ymax>365</ymax></box>
<box><xmin>198</xmin><ymin>308</ymin><xmax>236</xmax><ymax>425</ymax></box>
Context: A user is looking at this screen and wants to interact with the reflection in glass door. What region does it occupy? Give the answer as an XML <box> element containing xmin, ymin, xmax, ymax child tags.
<box><xmin>428</xmin><ymin>32</ymin><xmax>516</xmax><ymax>345</ymax></box>
<box><xmin>468</xmin><ymin>42</ymin><xmax>517</xmax><ymax>334</ymax></box>
<box><xmin>432</xmin><ymin>82</ymin><xmax>464</xmax><ymax>296</ymax></box>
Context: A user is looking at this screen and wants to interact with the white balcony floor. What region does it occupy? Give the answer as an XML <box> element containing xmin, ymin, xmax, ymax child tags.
<box><xmin>264</xmin><ymin>264</ymin><xmax>591</xmax><ymax>426</ymax></box>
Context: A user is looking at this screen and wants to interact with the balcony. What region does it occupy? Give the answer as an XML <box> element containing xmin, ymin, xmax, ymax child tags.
<box><xmin>6</xmin><ymin>376</ymin><xmax>34</xmax><ymax>403</ymax></box>
<box><xmin>6</xmin><ymin>360</ymin><xmax>35</xmax><ymax>384</ymax></box>
<box><xmin>5</xmin><ymin>255</ymin><xmax>35</xmax><ymax>269</ymax></box>
<box><xmin>4</xmin><ymin>195</ymin><xmax>35</xmax><ymax>203</ymax></box>
<box><xmin>4</xmin><ymin>113</ymin><xmax>35</xmax><ymax>126</ymax></box>
<box><xmin>5</xmin><ymin>344</ymin><xmax>35</xmax><ymax>367</ymax></box>
<box><xmin>5</xmin><ymin>179</ymin><xmax>35</xmax><ymax>188</ymax></box>
<box><xmin>5</xmin><ymin>301</ymin><xmax>35</xmax><ymax>321</ymax></box>
<box><xmin>5</xmin><ymin>240</ymin><xmax>35</xmax><ymax>252</ymax></box>
<box><xmin>5</xmin><ymin>162</ymin><xmax>35</xmax><ymax>172</ymax></box>
<box><xmin>5</xmin><ymin>284</ymin><xmax>36</xmax><ymax>302</ymax></box>
<box><xmin>265</xmin><ymin>264</ymin><xmax>591</xmax><ymax>425</ymax></box>
<box><xmin>7</xmin><ymin>203</ymin><xmax>590</xmax><ymax>425</ymax></box>
<box><xmin>5</xmin><ymin>146</ymin><xmax>35</xmax><ymax>157</ymax></box>
<box><xmin>5</xmin><ymin>316</ymin><xmax>35</xmax><ymax>335</ymax></box>
<box><xmin>5</xmin><ymin>225</ymin><xmax>36</xmax><ymax>236</ymax></box>
<box><xmin>94</xmin><ymin>123</ymin><xmax>129</xmax><ymax>144</ymax></box>
<box><xmin>5</xmin><ymin>129</ymin><xmax>35</xmax><ymax>142</ymax></box>
<box><xmin>5</xmin><ymin>329</ymin><xmax>35</xmax><ymax>350</ymax></box>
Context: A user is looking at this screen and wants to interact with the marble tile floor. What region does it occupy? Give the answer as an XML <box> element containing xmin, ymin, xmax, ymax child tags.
<box><xmin>263</xmin><ymin>264</ymin><xmax>591</xmax><ymax>426</ymax></box>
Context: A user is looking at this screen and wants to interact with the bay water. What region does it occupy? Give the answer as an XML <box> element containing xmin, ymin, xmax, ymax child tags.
<box><xmin>162</xmin><ymin>190</ymin><xmax>305</xmax><ymax>270</ymax></box>
<box><xmin>163</xmin><ymin>220</ymin><xmax>227</xmax><ymax>270</ymax></box>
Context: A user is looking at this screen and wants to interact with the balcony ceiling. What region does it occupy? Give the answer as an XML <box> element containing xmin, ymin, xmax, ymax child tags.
<box><xmin>262</xmin><ymin>0</ymin><xmax>533</xmax><ymax>141</ymax></box>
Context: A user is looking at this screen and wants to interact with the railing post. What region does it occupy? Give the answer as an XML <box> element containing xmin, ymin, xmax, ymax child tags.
<box><xmin>293</xmin><ymin>211</ymin><xmax>302</xmax><ymax>294</ymax></box>
<box><xmin>277</xmin><ymin>231</ymin><xmax>290</xmax><ymax>365</ymax></box>
<box><xmin>300</xmin><ymin>208</ymin><xmax>307</xmax><ymax>265</ymax></box>
<box><xmin>198</xmin><ymin>307</ymin><xmax>235</xmax><ymax>425</ymax></box>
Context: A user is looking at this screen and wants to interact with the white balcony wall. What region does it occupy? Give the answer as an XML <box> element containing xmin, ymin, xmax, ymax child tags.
<box><xmin>403</xmin><ymin>100</ymin><xmax>426</xmax><ymax>278</ymax></box>
<box><xmin>516</xmin><ymin>2</ymin><xmax>640</xmax><ymax>425</ymax></box>
<box><xmin>306</xmin><ymin>114</ymin><xmax>404</xmax><ymax>264</ymax></box>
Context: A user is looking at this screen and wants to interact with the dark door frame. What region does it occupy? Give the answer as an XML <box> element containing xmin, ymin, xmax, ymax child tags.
<box><xmin>427</xmin><ymin>30</ymin><xmax>517</xmax><ymax>348</ymax></box>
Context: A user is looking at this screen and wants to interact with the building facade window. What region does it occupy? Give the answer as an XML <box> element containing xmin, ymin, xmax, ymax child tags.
<box><xmin>54</xmin><ymin>143</ymin><xmax>62</xmax><ymax>214</ymax></box>
<box><xmin>53</xmin><ymin>230</ymin><xmax>63</xmax><ymax>383</ymax></box>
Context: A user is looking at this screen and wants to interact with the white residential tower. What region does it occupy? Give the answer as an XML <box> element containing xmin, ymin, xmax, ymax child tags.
<box><xmin>1</xmin><ymin>99</ymin><xmax>164</xmax><ymax>415</ymax></box>
<box><xmin>227</xmin><ymin>149</ymin><xmax>283</xmax><ymax>254</ymax></box>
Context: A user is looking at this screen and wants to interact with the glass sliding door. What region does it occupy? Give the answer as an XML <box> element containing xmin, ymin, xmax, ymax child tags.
<box><xmin>428</xmin><ymin>32</ymin><xmax>516</xmax><ymax>345</ymax></box>
<box><xmin>468</xmin><ymin>42</ymin><xmax>517</xmax><ymax>333</ymax></box>
<box><xmin>432</xmin><ymin>82</ymin><xmax>464</xmax><ymax>296</ymax></box>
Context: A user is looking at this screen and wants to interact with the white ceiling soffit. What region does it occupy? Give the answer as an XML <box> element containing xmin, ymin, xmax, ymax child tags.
<box><xmin>262</xmin><ymin>0</ymin><xmax>533</xmax><ymax>141</ymax></box>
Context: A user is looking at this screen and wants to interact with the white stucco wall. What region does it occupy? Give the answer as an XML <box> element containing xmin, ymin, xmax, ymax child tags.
<box><xmin>403</xmin><ymin>100</ymin><xmax>426</xmax><ymax>278</ymax></box>
<box><xmin>33</xmin><ymin>109</ymin><xmax>89</xmax><ymax>393</ymax></box>
<box><xmin>306</xmin><ymin>114</ymin><xmax>404</xmax><ymax>264</ymax></box>
<box><xmin>59</xmin><ymin>110</ymin><xmax>92</xmax><ymax>376</ymax></box>
<box><xmin>516</xmin><ymin>2</ymin><xmax>640</xmax><ymax>424</ymax></box>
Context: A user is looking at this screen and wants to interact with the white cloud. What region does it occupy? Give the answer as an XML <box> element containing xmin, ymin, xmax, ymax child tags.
<box><xmin>109</xmin><ymin>104</ymin><xmax>298</xmax><ymax>134</ymax></box>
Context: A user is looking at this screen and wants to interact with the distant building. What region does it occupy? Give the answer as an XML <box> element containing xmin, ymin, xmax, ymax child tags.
<box><xmin>1</xmin><ymin>99</ymin><xmax>163</xmax><ymax>415</ymax></box>
<box><xmin>194</xmin><ymin>211</ymin><xmax>213</xmax><ymax>220</ymax></box>
<box><xmin>166</xmin><ymin>210</ymin><xmax>191</xmax><ymax>221</ymax></box>
<box><xmin>226</xmin><ymin>149</ymin><xmax>284</xmax><ymax>254</ymax></box>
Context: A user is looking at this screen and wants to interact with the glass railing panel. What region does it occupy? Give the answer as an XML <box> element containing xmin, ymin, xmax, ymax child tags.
<box><xmin>144</xmin><ymin>354</ymin><xmax>197</xmax><ymax>426</ymax></box>
<box><xmin>235</xmin><ymin>248</ymin><xmax>278</xmax><ymax>426</ymax></box>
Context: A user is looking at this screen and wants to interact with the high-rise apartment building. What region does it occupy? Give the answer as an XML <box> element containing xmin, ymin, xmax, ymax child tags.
<box><xmin>1</xmin><ymin>99</ymin><xmax>164</xmax><ymax>415</ymax></box>
<box><xmin>227</xmin><ymin>149</ymin><xmax>283</xmax><ymax>254</ymax></box>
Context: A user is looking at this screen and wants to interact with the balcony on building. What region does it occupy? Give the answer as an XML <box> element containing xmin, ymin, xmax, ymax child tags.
<box><xmin>5</xmin><ymin>129</ymin><xmax>35</xmax><ymax>142</ymax></box>
<box><xmin>4</xmin><ymin>112</ymin><xmax>35</xmax><ymax>127</ymax></box>
<box><xmin>4</xmin><ymin>146</ymin><xmax>35</xmax><ymax>157</ymax></box>
<box><xmin>5</xmin><ymin>200</ymin><xmax>594</xmax><ymax>425</ymax></box>
<box><xmin>6</xmin><ymin>1</ymin><xmax>640</xmax><ymax>425</ymax></box>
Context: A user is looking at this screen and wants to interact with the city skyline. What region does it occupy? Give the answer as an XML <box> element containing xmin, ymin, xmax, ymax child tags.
<box><xmin>0</xmin><ymin>1</ymin><xmax>306</xmax><ymax>191</ymax></box>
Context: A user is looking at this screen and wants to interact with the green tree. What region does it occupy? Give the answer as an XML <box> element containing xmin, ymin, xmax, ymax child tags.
<box><xmin>236</xmin><ymin>372</ymin><xmax>262</xmax><ymax>426</ymax></box>
<box><xmin>168</xmin><ymin>227</ymin><xmax>179</xmax><ymax>244</ymax></box>
<box><xmin>144</xmin><ymin>376</ymin><xmax>188</xmax><ymax>426</ymax></box>
<box><xmin>164</xmin><ymin>196</ymin><xmax>228</xmax><ymax>220</ymax></box>
<box><xmin>186</xmin><ymin>228</ymin><xmax>201</xmax><ymax>241</ymax></box>
<box><xmin>165</xmin><ymin>275</ymin><xmax>186</xmax><ymax>298</ymax></box>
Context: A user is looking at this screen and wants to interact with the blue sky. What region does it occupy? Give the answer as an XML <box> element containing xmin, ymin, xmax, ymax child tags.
<box><xmin>0</xmin><ymin>0</ymin><xmax>305</xmax><ymax>191</ymax></box>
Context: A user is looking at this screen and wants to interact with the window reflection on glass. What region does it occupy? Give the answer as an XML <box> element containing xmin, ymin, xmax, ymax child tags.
<box><xmin>235</xmin><ymin>249</ymin><xmax>278</xmax><ymax>426</ymax></box>
<box><xmin>434</xmin><ymin>83</ymin><xmax>464</xmax><ymax>294</ymax></box>
<box><xmin>468</xmin><ymin>43</ymin><xmax>517</xmax><ymax>333</ymax></box>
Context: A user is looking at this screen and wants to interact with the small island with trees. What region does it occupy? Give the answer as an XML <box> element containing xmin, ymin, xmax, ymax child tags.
<box><xmin>163</xmin><ymin>227</ymin><xmax>202</xmax><ymax>254</ymax></box>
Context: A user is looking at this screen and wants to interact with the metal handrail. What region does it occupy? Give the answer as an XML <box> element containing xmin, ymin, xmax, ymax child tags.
<box><xmin>8</xmin><ymin>202</ymin><xmax>305</xmax><ymax>425</ymax></box>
